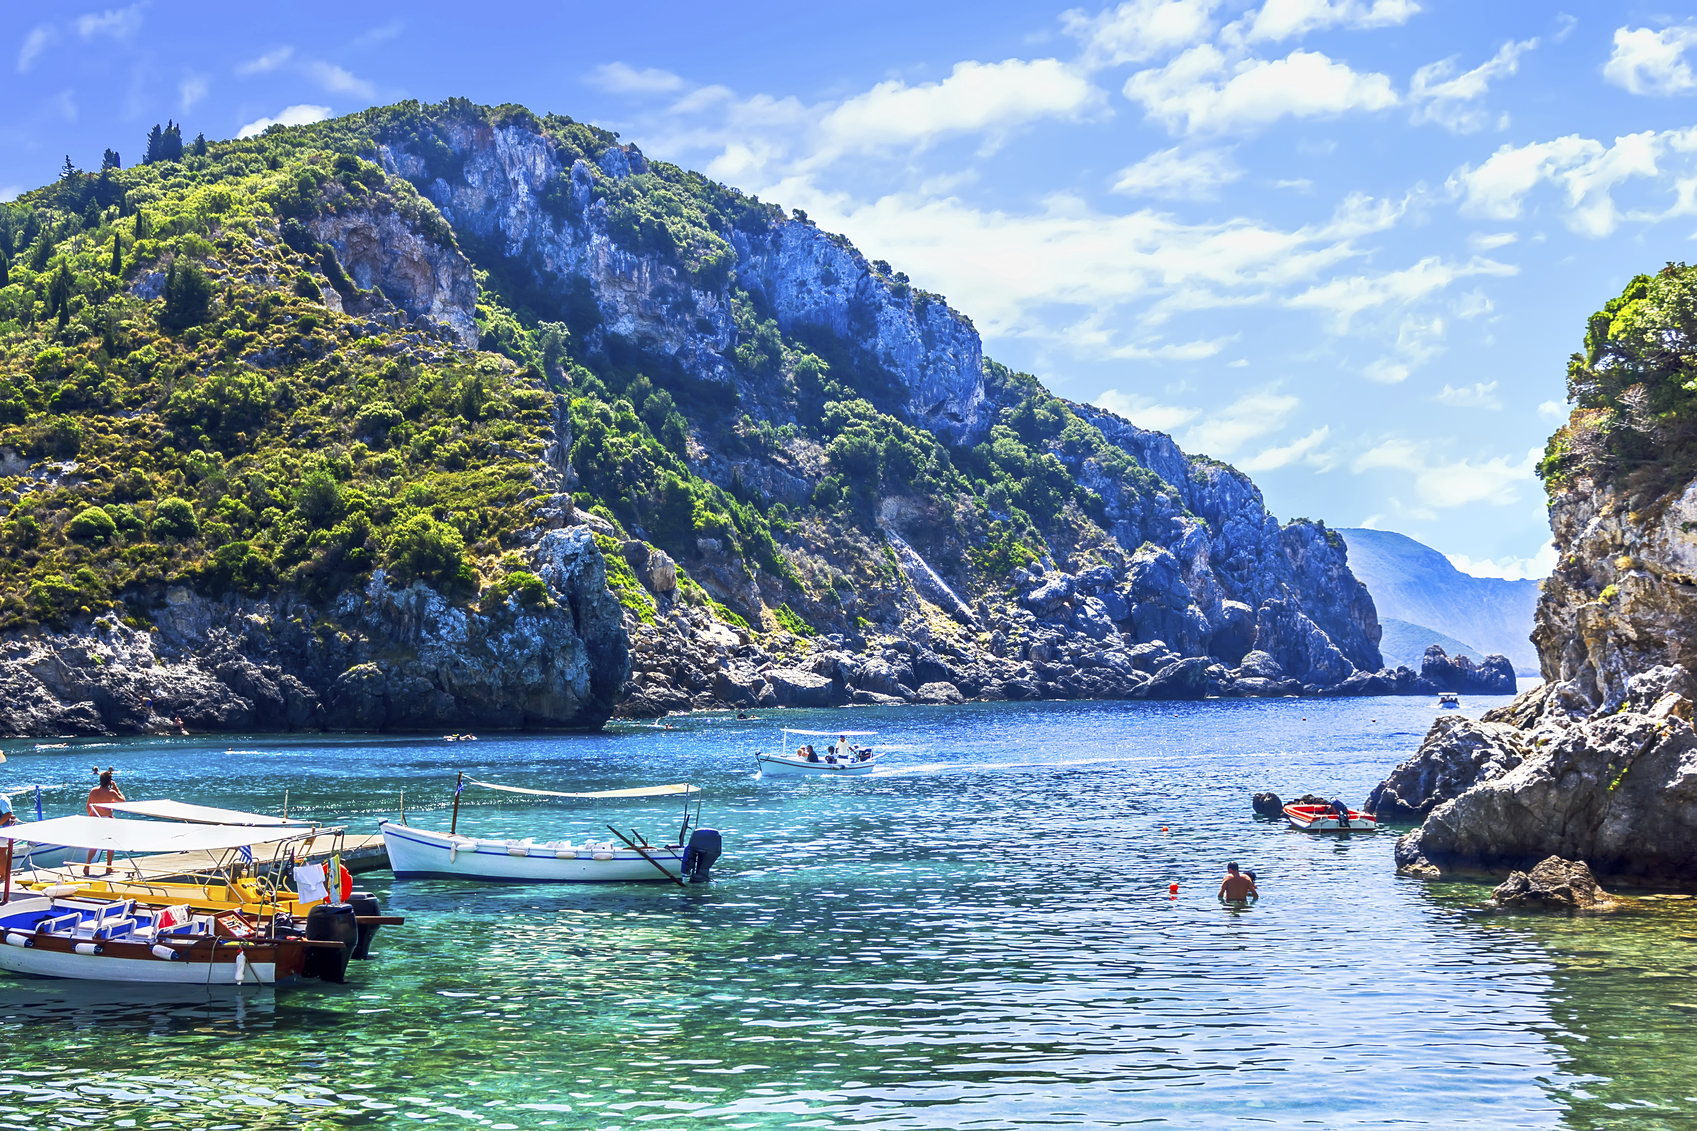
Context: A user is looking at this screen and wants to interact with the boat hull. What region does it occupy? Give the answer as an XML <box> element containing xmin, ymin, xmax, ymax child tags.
<box><xmin>380</xmin><ymin>821</ymin><xmax>684</xmax><ymax>883</ymax></box>
<box><xmin>1283</xmin><ymin>804</ymin><xmax>1378</xmax><ymax>832</ymax></box>
<box><xmin>9</xmin><ymin>842</ymin><xmax>75</xmax><ymax>872</ymax></box>
<box><xmin>756</xmin><ymin>752</ymin><xmax>881</xmax><ymax>777</ymax></box>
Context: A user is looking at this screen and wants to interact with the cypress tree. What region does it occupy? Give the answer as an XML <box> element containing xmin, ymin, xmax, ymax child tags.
<box><xmin>29</xmin><ymin>236</ymin><xmax>51</xmax><ymax>271</ymax></box>
<box><xmin>134</xmin><ymin>211</ymin><xmax>148</xmax><ymax>239</ymax></box>
<box><xmin>102</xmin><ymin>148</ymin><xmax>121</xmax><ymax>170</ymax></box>
<box><xmin>143</xmin><ymin>124</ymin><xmax>163</xmax><ymax>165</ymax></box>
<box><xmin>82</xmin><ymin>200</ymin><xmax>102</xmax><ymax>233</ymax></box>
<box><xmin>162</xmin><ymin>121</ymin><xmax>183</xmax><ymax>162</ymax></box>
<box><xmin>60</xmin><ymin>155</ymin><xmax>77</xmax><ymax>180</ymax></box>
<box><xmin>110</xmin><ymin>232</ymin><xmax>121</xmax><ymax>276</ymax></box>
<box><xmin>192</xmin><ymin>133</ymin><xmax>207</xmax><ymax>157</ymax></box>
<box><xmin>0</xmin><ymin>250</ymin><xmax>8</xmax><ymax>289</ymax></box>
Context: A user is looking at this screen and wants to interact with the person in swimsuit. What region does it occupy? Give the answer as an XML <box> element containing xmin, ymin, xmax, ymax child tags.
<box><xmin>84</xmin><ymin>767</ymin><xmax>126</xmax><ymax>875</ymax></box>
<box><xmin>1218</xmin><ymin>860</ymin><xmax>1258</xmax><ymax>904</ymax></box>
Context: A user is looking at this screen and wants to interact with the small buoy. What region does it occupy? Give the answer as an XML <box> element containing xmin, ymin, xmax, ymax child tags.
<box><xmin>1162</xmin><ymin>826</ymin><xmax>1169</xmax><ymax>834</ymax></box>
<box><xmin>1168</xmin><ymin>882</ymin><xmax>1179</xmax><ymax>896</ymax></box>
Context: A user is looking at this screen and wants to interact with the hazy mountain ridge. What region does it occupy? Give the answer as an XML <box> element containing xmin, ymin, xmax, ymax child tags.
<box><xmin>1341</xmin><ymin>528</ymin><xmax>1541</xmax><ymax>675</ymax></box>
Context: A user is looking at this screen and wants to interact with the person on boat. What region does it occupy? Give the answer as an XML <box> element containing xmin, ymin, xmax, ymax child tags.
<box><xmin>1218</xmin><ymin>861</ymin><xmax>1257</xmax><ymax>904</ymax></box>
<box><xmin>84</xmin><ymin>767</ymin><xmax>126</xmax><ymax>875</ymax></box>
<box><xmin>803</xmin><ymin>744</ymin><xmax>820</xmax><ymax>762</ymax></box>
<box><xmin>835</xmin><ymin>734</ymin><xmax>851</xmax><ymax>759</ymax></box>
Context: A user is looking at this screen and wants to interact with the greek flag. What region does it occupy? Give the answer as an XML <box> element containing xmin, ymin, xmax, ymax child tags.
<box><xmin>238</xmin><ymin>844</ymin><xmax>254</xmax><ymax>865</ymax></box>
<box><xmin>455</xmin><ymin>777</ymin><xmax>465</xmax><ymax>796</ymax></box>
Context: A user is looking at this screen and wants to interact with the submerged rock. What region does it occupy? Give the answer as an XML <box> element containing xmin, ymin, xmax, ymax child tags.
<box><xmin>1488</xmin><ymin>856</ymin><xmax>1620</xmax><ymax>913</ymax></box>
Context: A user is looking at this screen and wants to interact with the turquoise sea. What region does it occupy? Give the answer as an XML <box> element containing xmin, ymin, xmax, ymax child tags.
<box><xmin>1</xmin><ymin>695</ymin><xmax>1694</xmax><ymax>1130</ymax></box>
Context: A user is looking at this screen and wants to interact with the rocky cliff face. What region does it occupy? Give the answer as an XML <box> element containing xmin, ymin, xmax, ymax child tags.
<box><xmin>0</xmin><ymin>528</ymin><xmax>627</xmax><ymax>735</ymax></box>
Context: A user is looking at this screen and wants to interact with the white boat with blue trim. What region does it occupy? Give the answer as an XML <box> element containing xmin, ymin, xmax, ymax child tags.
<box><xmin>756</xmin><ymin>729</ymin><xmax>882</xmax><ymax>777</ymax></box>
<box><xmin>379</xmin><ymin>777</ymin><xmax>720</xmax><ymax>885</ymax></box>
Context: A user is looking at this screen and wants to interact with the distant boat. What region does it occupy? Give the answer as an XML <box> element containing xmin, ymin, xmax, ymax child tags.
<box><xmin>756</xmin><ymin>729</ymin><xmax>882</xmax><ymax>777</ymax></box>
<box><xmin>380</xmin><ymin>776</ymin><xmax>719</xmax><ymax>885</ymax></box>
<box><xmin>1284</xmin><ymin>802</ymin><xmax>1379</xmax><ymax>832</ymax></box>
<box><xmin>1438</xmin><ymin>693</ymin><xmax>1460</xmax><ymax>708</ymax></box>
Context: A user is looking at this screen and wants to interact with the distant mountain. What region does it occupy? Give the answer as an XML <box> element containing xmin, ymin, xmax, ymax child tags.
<box><xmin>1378</xmin><ymin>618</ymin><xmax>1483</xmax><ymax>670</ymax></box>
<box><xmin>1341</xmin><ymin>529</ymin><xmax>1543</xmax><ymax>675</ymax></box>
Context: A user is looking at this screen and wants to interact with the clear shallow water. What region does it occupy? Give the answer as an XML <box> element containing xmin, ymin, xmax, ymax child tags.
<box><xmin>1</xmin><ymin>696</ymin><xmax>1694</xmax><ymax>1130</ymax></box>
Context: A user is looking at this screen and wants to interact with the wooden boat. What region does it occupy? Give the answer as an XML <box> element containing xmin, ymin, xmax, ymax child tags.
<box><xmin>1438</xmin><ymin>693</ymin><xmax>1460</xmax><ymax>708</ymax></box>
<box><xmin>1284</xmin><ymin>802</ymin><xmax>1379</xmax><ymax>832</ymax></box>
<box><xmin>756</xmin><ymin>729</ymin><xmax>882</xmax><ymax>777</ymax></box>
<box><xmin>380</xmin><ymin>777</ymin><xmax>720</xmax><ymax>885</ymax></box>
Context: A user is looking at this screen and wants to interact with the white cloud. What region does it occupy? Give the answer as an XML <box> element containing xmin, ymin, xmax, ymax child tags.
<box><xmin>1288</xmin><ymin>255</ymin><xmax>1515</xmax><ymax>331</ymax></box>
<box><xmin>1124</xmin><ymin>46</ymin><xmax>1398</xmax><ymax>134</ymax></box>
<box><xmin>1435</xmin><ymin>380</ymin><xmax>1501</xmax><ymax>409</ymax></box>
<box><xmin>1410</xmin><ymin>38</ymin><xmax>1537</xmax><ymax>132</ymax></box>
<box><xmin>1538</xmin><ymin>399</ymin><xmax>1567</xmax><ymax>418</ymax></box>
<box><xmin>816</xmin><ymin>58</ymin><xmax>1102</xmax><ymax>157</ymax></box>
<box><xmin>1064</xmin><ymin>0</ymin><xmax>1221</xmax><ymax>67</ymax></box>
<box><xmin>1364</xmin><ymin>358</ymin><xmax>1409</xmax><ymax>384</ymax></box>
<box><xmin>1449</xmin><ymin>130</ymin><xmax>1678</xmax><ymax>237</ymax></box>
<box><xmin>237</xmin><ymin>103</ymin><xmax>332</xmax><ymax>139</ymax></box>
<box><xmin>50</xmin><ymin>89</ymin><xmax>77</xmax><ymax>122</ymax></box>
<box><xmin>1447</xmin><ymin>542</ymin><xmax>1556</xmax><ymax>580</ymax></box>
<box><xmin>349</xmin><ymin>21</ymin><xmax>404</xmax><ymax>51</ymax></box>
<box><xmin>1353</xmin><ymin>441</ymin><xmax>1538</xmax><ymax>508</ymax></box>
<box><xmin>1238</xmin><ymin>425</ymin><xmax>1334</xmax><ymax>472</ymax></box>
<box><xmin>1454</xmin><ymin>289</ymin><xmax>1493</xmax><ymax>319</ymax></box>
<box><xmin>1239</xmin><ymin>0</ymin><xmax>1420</xmax><ymax>43</ymax></box>
<box><xmin>179</xmin><ymin>72</ymin><xmax>209</xmax><ymax>112</ymax></box>
<box><xmin>586</xmin><ymin>62</ymin><xmax>687</xmax><ymax>95</ymax></box>
<box><xmin>236</xmin><ymin>46</ymin><xmax>294</xmax><ymax>76</ymax></box>
<box><xmin>75</xmin><ymin>4</ymin><xmax>145</xmax><ymax>40</ymax></box>
<box><xmin>1467</xmin><ymin>231</ymin><xmax>1517</xmax><ymax>251</ymax></box>
<box><xmin>17</xmin><ymin>24</ymin><xmax>53</xmax><ymax>73</ymax></box>
<box><xmin>1112</xmin><ymin>145</ymin><xmax>1241</xmax><ymax>199</ymax></box>
<box><xmin>1092</xmin><ymin>389</ymin><xmax>1201</xmax><ymax>433</ymax></box>
<box><xmin>1604</xmin><ymin>25</ymin><xmax>1697</xmax><ymax>96</ymax></box>
<box><xmin>306</xmin><ymin>61</ymin><xmax>375</xmax><ymax>100</ymax></box>
<box><xmin>1182</xmin><ymin>388</ymin><xmax>1299</xmax><ymax>455</ymax></box>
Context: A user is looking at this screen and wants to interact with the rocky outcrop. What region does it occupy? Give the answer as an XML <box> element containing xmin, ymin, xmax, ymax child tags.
<box><xmin>1488</xmin><ymin>856</ymin><xmax>1621</xmax><ymax>913</ymax></box>
<box><xmin>0</xmin><ymin>528</ymin><xmax>629</xmax><ymax>736</ymax></box>
<box><xmin>1420</xmin><ymin>645</ymin><xmax>1516</xmax><ymax>695</ymax></box>
<box><xmin>1366</xmin><ymin>715</ymin><xmax>1529</xmax><ymax>821</ymax></box>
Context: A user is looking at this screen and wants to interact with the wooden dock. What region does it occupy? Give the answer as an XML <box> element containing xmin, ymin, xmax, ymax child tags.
<box><xmin>14</xmin><ymin>833</ymin><xmax>388</xmax><ymax>886</ymax></box>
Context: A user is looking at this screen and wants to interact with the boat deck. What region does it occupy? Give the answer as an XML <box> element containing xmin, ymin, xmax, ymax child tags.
<box><xmin>11</xmin><ymin>832</ymin><xmax>389</xmax><ymax>886</ymax></box>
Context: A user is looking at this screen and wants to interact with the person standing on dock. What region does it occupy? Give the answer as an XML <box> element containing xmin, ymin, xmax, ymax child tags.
<box><xmin>83</xmin><ymin>767</ymin><xmax>125</xmax><ymax>875</ymax></box>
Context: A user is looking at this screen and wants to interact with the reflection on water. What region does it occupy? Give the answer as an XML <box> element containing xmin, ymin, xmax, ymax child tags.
<box><xmin>0</xmin><ymin>696</ymin><xmax>1692</xmax><ymax>1128</ymax></box>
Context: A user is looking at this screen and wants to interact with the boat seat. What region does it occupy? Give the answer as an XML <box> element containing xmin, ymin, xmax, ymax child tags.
<box><xmin>96</xmin><ymin>900</ymin><xmax>136</xmax><ymax>922</ymax></box>
<box><xmin>92</xmin><ymin>918</ymin><xmax>137</xmax><ymax>941</ymax></box>
<box><xmin>35</xmin><ymin>912</ymin><xmax>82</xmax><ymax>936</ymax></box>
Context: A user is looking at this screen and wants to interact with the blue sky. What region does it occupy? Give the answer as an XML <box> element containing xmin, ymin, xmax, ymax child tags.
<box><xmin>5</xmin><ymin>1</ymin><xmax>1697</xmax><ymax>579</ymax></box>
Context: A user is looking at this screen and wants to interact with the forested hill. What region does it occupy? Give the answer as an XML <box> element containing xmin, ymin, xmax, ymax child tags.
<box><xmin>0</xmin><ymin>99</ymin><xmax>1395</xmax><ymax>735</ymax></box>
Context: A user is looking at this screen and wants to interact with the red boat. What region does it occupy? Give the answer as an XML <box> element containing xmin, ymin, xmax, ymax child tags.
<box><xmin>1284</xmin><ymin>803</ymin><xmax>1378</xmax><ymax>832</ymax></box>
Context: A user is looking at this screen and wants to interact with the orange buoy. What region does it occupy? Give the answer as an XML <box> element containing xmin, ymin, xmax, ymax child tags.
<box><xmin>1168</xmin><ymin>882</ymin><xmax>1179</xmax><ymax>895</ymax></box>
<box><xmin>1162</xmin><ymin>826</ymin><xmax>1169</xmax><ymax>834</ymax></box>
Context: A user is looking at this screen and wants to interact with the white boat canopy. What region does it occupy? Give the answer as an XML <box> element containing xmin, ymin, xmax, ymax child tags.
<box><xmin>780</xmin><ymin>729</ymin><xmax>877</xmax><ymax>737</ymax></box>
<box><xmin>0</xmin><ymin>815</ymin><xmax>315</xmax><ymax>854</ymax></box>
<box><xmin>467</xmin><ymin>780</ymin><xmax>701</xmax><ymax>799</ymax></box>
<box><xmin>105</xmin><ymin>800</ymin><xmax>310</xmax><ymax>827</ymax></box>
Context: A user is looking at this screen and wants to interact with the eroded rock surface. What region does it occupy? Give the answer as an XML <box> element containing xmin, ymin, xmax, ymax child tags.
<box><xmin>1489</xmin><ymin>856</ymin><xmax>1621</xmax><ymax>913</ymax></box>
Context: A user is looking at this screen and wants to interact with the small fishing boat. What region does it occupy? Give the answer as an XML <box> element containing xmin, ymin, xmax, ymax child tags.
<box><xmin>756</xmin><ymin>729</ymin><xmax>881</xmax><ymax>776</ymax></box>
<box><xmin>380</xmin><ymin>776</ymin><xmax>720</xmax><ymax>885</ymax></box>
<box><xmin>1283</xmin><ymin>802</ymin><xmax>1379</xmax><ymax>832</ymax></box>
<box><xmin>1438</xmin><ymin>693</ymin><xmax>1460</xmax><ymax>708</ymax></box>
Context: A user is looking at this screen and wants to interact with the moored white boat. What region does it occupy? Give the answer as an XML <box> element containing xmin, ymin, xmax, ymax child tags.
<box><xmin>756</xmin><ymin>729</ymin><xmax>882</xmax><ymax>777</ymax></box>
<box><xmin>380</xmin><ymin>778</ymin><xmax>720</xmax><ymax>885</ymax></box>
<box><xmin>1284</xmin><ymin>802</ymin><xmax>1378</xmax><ymax>832</ymax></box>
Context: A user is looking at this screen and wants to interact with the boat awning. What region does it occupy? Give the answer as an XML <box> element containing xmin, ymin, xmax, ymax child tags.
<box><xmin>105</xmin><ymin>800</ymin><xmax>310</xmax><ymax>827</ymax></box>
<box><xmin>780</xmin><ymin>729</ymin><xmax>877</xmax><ymax>737</ymax></box>
<box><xmin>0</xmin><ymin>815</ymin><xmax>315</xmax><ymax>854</ymax></box>
<box><xmin>468</xmin><ymin>780</ymin><xmax>701</xmax><ymax>799</ymax></box>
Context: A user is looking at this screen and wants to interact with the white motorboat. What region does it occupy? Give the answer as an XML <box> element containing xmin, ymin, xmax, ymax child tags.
<box><xmin>380</xmin><ymin>777</ymin><xmax>720</xmax><ymax>885</ymax></box>
<box><xmin>756</xmin><ymin>729</ymin><xmax>881</xmax><ymax>777</ymax></box>
<box><xmin>1284</xmin><ymin>802</ymin><xmax>1379</xmax><ymax>832</ymax></box>
<box><xmin>4</xmin><ymin>786</ymin><xmax>75</xmax><ymax>872</ymax></box>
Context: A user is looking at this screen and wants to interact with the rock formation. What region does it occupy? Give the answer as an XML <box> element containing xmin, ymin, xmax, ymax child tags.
<box><xmin>1488</xmin><ymin>856</ymin><xmax>1621</xmax><ymax>913</ymax></box>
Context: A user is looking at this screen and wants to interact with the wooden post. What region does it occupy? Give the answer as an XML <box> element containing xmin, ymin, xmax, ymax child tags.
<box><xmin>2</xmin><ymin>838</ymin><xmax>12</xmax><ymax>904</ymax></box>
<box><xmin>449</xmin><ymin>772</ymin><xmax>465</xmax><ymax>836</ymax></box>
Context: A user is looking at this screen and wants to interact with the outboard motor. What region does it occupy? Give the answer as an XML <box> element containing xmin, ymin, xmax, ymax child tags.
<box><xmin>1331</xmin><ymin>799</ymin><xmax>1351</xmax><ymax>829</ymax></box>
<box><xmin>680</xmin><ymin>829</ymin><xmax>722</xmax><ymax>884</ymax></box>
<box><xmin>303</xmin><ymin>903</ymin><xmax>358</xmax><ymax>983</ymax></box>
<box><xmin>348</xmin><ymin>892</ymin><xmax>382</xmax><ymax>960</ymax></box>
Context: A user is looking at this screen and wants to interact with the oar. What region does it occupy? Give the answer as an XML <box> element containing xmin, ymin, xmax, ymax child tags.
<box><xmin>605</xmin><ymin>825</ymin><xmax>685</xmax><ymax>888</ymax></box>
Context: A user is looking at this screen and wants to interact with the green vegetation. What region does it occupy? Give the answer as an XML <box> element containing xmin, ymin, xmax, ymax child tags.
<box><xmin>773</xmin><ymin>603</ymin><xmax>815</xmax><ymax>637</ymax></box>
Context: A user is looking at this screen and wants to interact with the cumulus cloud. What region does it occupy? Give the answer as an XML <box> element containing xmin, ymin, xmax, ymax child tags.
<box><xmin>1435</xmin><ymin>381</ymin><xmax>1501</xmax><ymax>409</ymax></box>
<box><xmin>1410</xmin><ymin>38</ymin><xmax>1537</xmax><ymax>132</ymax></box>
<box><xmin>1182</xmin><ymin>388</ymin><xmax>1300</xmax><ymax>456</ymax></box>
<box><xmin>1238</xmin><ymin>0</ymin><xmax>1420</xmax><ymax>43</ymax></box>
<box><xmin>17</xmin><ymin>25</ymin><xmax>53</xmax><ymax>74</ymax></box>
<box><xmin>1112</xmin><ymin>145</ymin><xmax>1241</xmax><ymax>199</ymax></box>
<box><xmin>75</xmin><ymin>4</ymin><xmax>145</xmax><ymax>40</ymax></box>
<box><xmin>1447</xmin><ymin>542</ymin><xmax>1556</xmax><ymax>580</ymax></box>
<box><xmin>815</xmin><ymin>58</ymin><xmax>1102</xmax><ymax>157</ymax></box>
<box><xmin>1538</xmin><ymin>399</ymin><xmax>1567</xmax><ymax>418</ymax></box>
<box><xmin>1091</xmin><ymin>389</ymin><xmax>1201</xmax><ymax>433</ymax></box>
<box><xmin>1353</xmin><ymin>440</ymin><xmax>1538</xmax><ymax>508</ymax></box>
<box><xmin>1238</xmin><ymin>426</ymin><xmax>1335</xmax><ymax>472</ymax></box>
<box><xmin>1604</xmin><ymin>25</ymin><xmax>1697</xmax><ymax>96</ymax></box>
<box><xmin>1448</xmin><ymin>129</ymin><xmax>1679</xmax><ymax>237</ymax></box>
<box><xmin>1124</xmin><ymin>46</ymin><xmax>1397</xmax><ymax>134</ymax></box>
<box><xmin>237</xmin><ymin>103</ymin><xmax>332</xmax><ymax>139</ymax></box>
<box><xmin>1063</xmin><ymin>0</ymin><xmax>1221</xmax><ymax>67</ymax></box>
<box><xmin>586</xmin><ymin>61</ymin><xmax>687</xmax><ymax>95</ymax></box>
<box><xmin>1288</xmin><ymin>255</ymin><xmax>1515</xmax><ymax>331</ymax></box>
<box><xmin>236</xmin><ymin>46</ymin><xmax>294</xmax><ymax>76</ymax></box>
<box><xmin>305</xmin><ymin>61</ymin><xmax>375</xmax><ymax>100</ymax></box>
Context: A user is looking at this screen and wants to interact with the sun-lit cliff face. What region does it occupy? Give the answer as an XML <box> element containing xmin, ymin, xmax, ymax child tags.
<box><xmin>0</xmin><ymin>99</ymin><xmax>1392</xmax><ymax>735</ymax></box>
